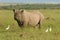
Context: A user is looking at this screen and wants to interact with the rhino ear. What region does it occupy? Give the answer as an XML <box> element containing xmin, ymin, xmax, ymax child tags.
<box><xmin>13</xmin><ymin>9</ymin><xmax>15</xmax><ymax>13</ymax></box>
<box><xmin>21</xmin><ymin>10</ymin><xmax>24</xmax><ymax>13</ymax></box>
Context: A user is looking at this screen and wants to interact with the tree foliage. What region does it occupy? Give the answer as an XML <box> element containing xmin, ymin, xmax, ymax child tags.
<box><xmin>0</xmin><ymin>4</ymin><xmax>60</xmax><ymax>10</ymax></box>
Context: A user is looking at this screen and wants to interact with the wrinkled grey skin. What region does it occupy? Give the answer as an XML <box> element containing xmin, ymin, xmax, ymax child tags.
<box><xmin>13</xmin><ymin>9</ymin><xmax>44</xmax><ymax>28</ymax></box>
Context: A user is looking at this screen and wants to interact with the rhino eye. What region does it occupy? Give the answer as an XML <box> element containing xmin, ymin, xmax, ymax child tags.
<box><xmin>15</xmin><ymin>13</ymin><xmax>17</xmax><ymax>14</ymax></box>
<box><xmin>14</xmin><ymin>13</ymin><xmax>17</xmax><ymax>16</ymax></box>
<box><xmin>14</xmin><ymin>13</ymin><xmax>17</xmax><ymax>15</ymax></box>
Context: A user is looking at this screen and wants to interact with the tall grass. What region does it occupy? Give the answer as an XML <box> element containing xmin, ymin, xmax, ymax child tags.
<box><xmin>0</xmin><ymin>9</ymin><xmax>60</xmax><ymax>40</ymax></box>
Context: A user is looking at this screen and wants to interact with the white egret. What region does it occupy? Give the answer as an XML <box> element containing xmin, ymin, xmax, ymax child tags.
<box><xmin>5</xmin><ymin>25</ymin><xmax>10</xmax><ymax>31</ymax></box>
<box><xmin>45</xmin><ymin>28</ymin><xmax>48</xmax><ymax>32</ymax></box>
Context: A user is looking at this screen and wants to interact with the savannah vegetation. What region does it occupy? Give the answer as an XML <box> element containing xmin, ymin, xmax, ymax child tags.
<box><xmin>0</xmin><ymin>3</ymin><xmax>60</xmax><ymax>10</ymax></box>
<box><xmin>0</xmin><ymin>3</ymin><xmax>60</xmax><ymax>40</ymax></box>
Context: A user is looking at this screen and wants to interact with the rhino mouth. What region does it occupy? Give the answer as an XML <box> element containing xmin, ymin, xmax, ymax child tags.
<box><xmin>16</xmin><ymin>20</ymin><xmax>24</xmax><ymax>27</ymax></box>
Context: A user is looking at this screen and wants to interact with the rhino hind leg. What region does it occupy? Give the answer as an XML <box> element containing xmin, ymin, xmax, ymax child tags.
<box><xmin>38</xmin><ymin>20</ymin><xmax>42</xmax><ymax>29</ymax></box>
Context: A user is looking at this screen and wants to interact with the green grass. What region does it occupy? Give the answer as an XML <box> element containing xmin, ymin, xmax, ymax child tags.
<box><xmin>0</xmin><ymin>9</ymin><xmax>60</xmax><ymax>40</ymax></box>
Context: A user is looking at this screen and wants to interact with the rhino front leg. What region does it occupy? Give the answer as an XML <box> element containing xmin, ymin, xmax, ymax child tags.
<box><xmin>23</xmin><ymin>21</ymin><xmax>28</xmax><ymax>27</ymax></box>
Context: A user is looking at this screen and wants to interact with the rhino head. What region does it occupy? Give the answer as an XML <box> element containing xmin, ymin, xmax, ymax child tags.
<box><xmin>13</xmin><ymin>9</ymin><xmax>24</xmax><ymax>27</ymax></box>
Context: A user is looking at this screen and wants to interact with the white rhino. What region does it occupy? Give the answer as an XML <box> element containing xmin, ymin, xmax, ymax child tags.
<box><xmin>13</xmin><ymin>9</ymin><xmax>44</xmax><ymax>28</ymax></box>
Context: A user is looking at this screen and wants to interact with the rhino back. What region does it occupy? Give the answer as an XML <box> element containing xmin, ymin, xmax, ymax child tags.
<box><xmin>22</xmin><ymin>10</ymin><xmax>44</xmax><ymax>26</ymax></box>
<box><xmin>28</xmin><ymin>12</ymin><xmax>40</xmax><ymax>26</ymax></box>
